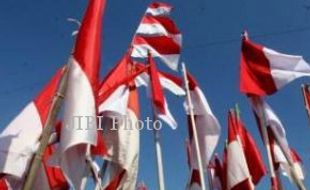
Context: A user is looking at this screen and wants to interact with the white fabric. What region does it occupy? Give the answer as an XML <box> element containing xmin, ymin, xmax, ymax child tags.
<box><xmin>98</xmin><ymin>85</ymin><xmax>130</xmax><ymax>118</ymax></box>
<box><xmin>184</xmin><ymin>87</ymin><xmax>221</xmax><ymax>168</ymax></box>
<box><xmin>227</xmin><ymin>141</ymin><xmax>251</xmax><ymax>189</ymax></box>
<box><xmin>156</xmin><ymin>97</ymin><xmax>178</xmax><ymax>129</ymax></box>
<box><xmin>146</xmin><ymin>7</ymin><xmax>171</xmax><ymax>16</ymax></box>
<box><xmin>0</xmin><ymin>102</ymin><xmax>42</xmax><ymax>178</ymax></box>
<box><xmin>131</xmin><ymin>44</ymin><xmax>179</xmax><ymax>71</ymax></box>
<box><xmin>136</xmin><ymin>72</ymin><xmax>185</xmax><ymax>96</ymax></box>
<box><xmin>263</xmin><ymin>47</ymin><xmax>310</xmax><ymax>89</ymax></box>
<box><xmin>251</xmin><ymin>98</ymin><xmax>305</xmax><ymax>181</ymax></box>
<box><xmin>52</xmin><ymin>57</ymin><xmax>97</xmax><ymax>190</ymax></box>
<box><xmin>187</xmin><ymin>183</ymin><xmax>201</xmax><ymax>190</ymax></box>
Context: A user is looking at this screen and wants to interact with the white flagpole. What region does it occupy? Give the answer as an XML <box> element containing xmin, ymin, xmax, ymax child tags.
<box><xmin>153</xmin><ymin>125</ymin><xmax>166</xmax><ymax>190</ymax></box>
<box><xmin>181</xmin><ymin>62</ymin><xmax>207</xmax><ymax>190</ymax></box>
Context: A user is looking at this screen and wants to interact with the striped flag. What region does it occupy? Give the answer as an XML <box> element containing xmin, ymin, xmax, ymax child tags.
<box><xmin>131</xmin><ymin>2</ymin><xmax>182</xmax><ymax>71</ymax></box>
<box><xmin>240</xmin><ymin>31</ymin><xmax>310</xmax><ymax>96</ymax></box>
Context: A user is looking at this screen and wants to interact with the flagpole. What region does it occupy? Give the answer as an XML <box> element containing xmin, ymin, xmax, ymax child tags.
<box><xmin>153</xmin><ymin>123</ymin><xmax>166</xmax><ymax>190</ymax></box>
<box><xmin>181</xmin><ymin>62</ymin><xmax>207</xmax><ymax>190</ymax></box>
<box><xmin>22</xmin><ymin>65</ymin><xmax>69</xmax><ymax>190</ymax></box>
<box><xmin>253</xmin><ymin>96</ymin><xmax>278</xmax><ymax>190</ymax></box>
<box><xmin>301</xmin><ymin>84</ymin><xmax>310</xmax><ymax>128</ymax></box>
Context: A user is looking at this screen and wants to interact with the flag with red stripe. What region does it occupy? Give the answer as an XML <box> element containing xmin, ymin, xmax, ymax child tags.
<box><xmin>240</xmin><ymin>32</ymin><xmax>310</xmax><ymax>96</ymax></box>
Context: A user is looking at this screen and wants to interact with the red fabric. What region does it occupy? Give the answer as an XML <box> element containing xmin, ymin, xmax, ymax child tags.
<box><xmin>148</xmin><ymin>54</ymin><xmax>166</xmax><ymax>114</ymax></box>
<box><xmin>141</xmin><ymin>15</ymin><xmax>180</xmax><ymax>34</ymax></box>
<box><xmin>34</xmin><ymin>67</ymin><xmax>65</xmax><ymax>125</ymax></box>
<box><xmin>240</xmin><ymin>38</ymin><xmax>277</xmax><ymax>96</ymax></box>
<box><xmin>228</xmin><ymin>111</ymin><xmax>266</xmax><ymax>185</ymax></box>
<box><xmin>303</xmin><ymin>85</ymin><xmax>310</xmax><ymax>111</ymax></box>
<box><xmin>133</xmin><ymin>36</ymin><xmax>180</xmax><ymax>55</ymax></box>
<box><xmin>230</xmin><ymin>179</ymin><xmax>253</xmax><ymax>190</ymax></box>
<box><xmin>290</xmin><ymin>148</ymin><xmax>302</xmax><ymax>163</ymax></box>
<box><xmin>73</xmin><ymin>0</ymin><xmax>106</xmax><ymax>92</ymax></box>
<box><xmin>190</xmin><ymin>169</ymin><xmax>201</xmax><ymax>186</ymax></box>
<box><xmin>214</xmin><ymin>155</ymin><xmax>225</xmax><ymax>189</ymax></box>
<box><xmin>33</xmin><ymin>68</ymin><xmax>69</xmax><ymax>189</ymax></box>
<box><xmin>104</xmin><ymin>169</ymin><xmax>126</xmax><ymax>190</ymax></box>
<box><xmin>186</xmin><ymin>72</ymin><xmax>199</xmax><ymax>90</ymax></box>
<box><xmin>0</xmin><ymin>178</ymin><xmax>8</xmax><ymax>190</ymax></box>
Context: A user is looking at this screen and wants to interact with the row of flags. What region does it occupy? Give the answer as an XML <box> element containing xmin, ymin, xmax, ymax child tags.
<box><xmin>0</xmin><ymin>1</ymin><xmax>309</xmax><ymax>190</ymax></box>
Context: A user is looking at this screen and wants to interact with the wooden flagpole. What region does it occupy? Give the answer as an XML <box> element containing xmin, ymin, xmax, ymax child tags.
<box><xmin>181</xmin><ymin>62</ymin><xmax>207</xmax><ymax>190</ymax></box>
<box><xmin>22</xmin><ymin>65</ymin><xmax>69</xmax><ymax>190</ymax></box>
<box><xmin>252</xmin><ymin>97</ymin><xmax>278</xmax><ymax>190</ymax></box>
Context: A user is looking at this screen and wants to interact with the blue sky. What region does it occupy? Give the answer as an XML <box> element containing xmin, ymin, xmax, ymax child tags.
<box><xmin>1</xmin><ymin>0</ymin><xmax>310</xmax><ymax>189</ymax></box>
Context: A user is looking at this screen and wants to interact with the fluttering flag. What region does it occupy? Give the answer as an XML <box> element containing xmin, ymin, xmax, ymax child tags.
<box><xmin>148</xmin><ymin>53</ymin><xmax>178</xmax><ymax>129</ymax></box>
<box><xmin>185</xmin><ymin>139</ymin><xmax>201</xmax><ymax>190</ymax></box>
<box><xmin>240</xmin><ymin>32</ymin><xmax>310</xmax><ymax>96</ymax></box>
<box><xmin>184</xmin><ymin>72</ymin><xmax>221</xmax><ymax>168</ymax></box>
<box><xmin>131</xmin><ymin>2</ymin><xmax>182</xmax><ymax>71</ymax></box>
<box><xmin>145</xmin><ymin>2</ymin><xmax>172</xmax><ymax>16</ymax></box>
<box><xmin>52</xmin><ymin>0</ymin><xmax>106</xmax><ymax>189</ymax></box>
<box><xmin>251</xmin><ymin>97</ymin><xmax>305</xmax><ymax>182</ymax></box>
<box><xmin>99</xmin><ymin>57</ymin><xmax>141</xmax><ymax>190</ymax></box>
<box><xmin>137</xmin><ymin>182</ymin><xmax>148</xmax><ymax>190</ymax></box>
<box><xmin>0</xmin><ymin>178</ymin><xmax>10</xmax><ymax>190</ymax></box>
<box><xmin>209</xmin><ymin>154</ymin><xmax>224</xmax><ymax>190</ymax></box>
<box><xmin>0</xmin><ymin>68</ymin><xmax>68</xmax><ymax>189</ymax></box>
<box><xmin>301</xmin><ymin>84</ymin><xmax>310</xmax><ymax>122</ymax></box>
<box><xmin>226</xmin><ymin>110</ymin><xmax>253</xmax><ymax>190</ymax></box>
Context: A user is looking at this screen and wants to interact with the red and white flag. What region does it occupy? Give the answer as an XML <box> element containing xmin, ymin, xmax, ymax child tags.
<box><xmin>137</xmin><ymin>182</ymin><xmax>148</xmax><ymax>190</ymax></box>
<box><xmin>145</xmin><ymin>2</ymin><xmax>172</xmax><ymax>16</ymax></box>
<box><xmin>98</xmin><ymin>56</ymin><xmax>141</xmax><ymax>190</ymax></box>
<box><xmin>136</xmin><ymin>15</ymin><xmax>181</xmax><ymax>44</ymax></box>
<box><xmin>132</xmin><ymin>2</ymin><xmax>182</xmax><ymax>71</ymax></box>
<box><xmin>132</xmin><ymin>35</ymin><xmax>181</xmax><ymax>71</ymax></box>
<box><xmin>185</xmin><ymin>139</ymin><xmax>201</xmax><ymax>190</ymax></box>
<box><xmin>52</xmin><ymin>0</ymin><xmax>106</xmax><ymax>189</ymax></box>
<box><xmin>148</xmin><ymin>53</ymin><xmax>178</xmax><ymax>129</ymax></box>
<box><xmin>184</xmin><ymin>72</ymin><xmax>221</xmax><ymax>168</ymax></box>
<box><xmin>0</xmin><ymin>68</ymin><xmax>68</xmax><ymax>189</ymax></box>
<box><xmin>240</xmin><ymin>32</ymin><xmax>310</xmax><ymax>96</ymax></box>
<box><xmin>209</xmin><ymin>154</ymin><xmax>225</xmax><ymax>190</ymax></box>
<box><xmin>226</xmin><ymin>111</ymin><xmax>253</xmax><ymax>190</ymax></box>
<box><xmin>251</xmin><ymin>97</ymin><xmax>305</xmax><ymax>182</ymax></box>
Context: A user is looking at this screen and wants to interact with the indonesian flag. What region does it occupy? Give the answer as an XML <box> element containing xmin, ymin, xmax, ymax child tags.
<box><xmin>209</xmin><ymin>154</ymin><xmax>225</xmax><ymax>190</ymax></box>
<box><xmin>53</xmin><ymin>0</ymin><xmax>106</xmax><ymax>189</ymax></box>
<box><xmin>145</xmin><ymin>2</ymin><xmax>172</xmax><ymax>16</ymax></box>
<box><xmin>185</xmin><ymin>139</ymin><xmax>201</xmax><ymax>190</ymax></box>
<box><xmin>100</xmin><ymin>81</ymin><xmax>141</xmax><ymax>190</ymax></box>
<box><xmin>184</xmin><ymin>72</ymin><xmax>221</xmax><ymax>168</ymax></box>
<box><xmin>226</xmin><ymin>111</ymin><xmax>253</xmax><ymax>190</ymax></box>
<box><xmin>240</xmin><ymin>32</ymin><xmax>310</xmax><ymax>96</ymax></box>
<box><xmin>148</xmin><ymin>53</ymin><xmax>178</xmax><ymax>129</ymax></box>
<box><xmin>0</xmin><ymin>68</ymin><xmax>68</xmax><ymax>189</ymax></box>
<box><xmin>232</xmin><ymin>110</ymin><xmax>267</xmax><ymax>185</ymax></box>
<box><xmin>251</xmin><ymin>97</ymin><xmax>305</xmax><ymax>182</ymax></box>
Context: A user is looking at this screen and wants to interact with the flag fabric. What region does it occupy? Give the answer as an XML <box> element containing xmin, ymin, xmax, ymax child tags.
<box><xmin>250</xmin><ymin>97</ymin><xmax>305</xmax><ymax>182</ymax></box>
<box><xmin>0</xmin><ymin>178</ymin><xmax>11</xmax><ymax>190</ymax></box>
<box><xmin>52</xmin><ymin>0</ymin><xmax>106</xmax><ymax>189</ymax></box>
<box><xmin>0</xmin><ymin>68</ymin><xmax>68</xmax><ymax>190</ymax></box>
<box><xmin>233</xmin><ymin>110</ymin><xmax>266</xmax><ymax>185</ymax></box>
<box><xmin>301</xmin><ymin>84</ymin><xmax>310</xmax><ymax>119</ymax></box>
<box><xmin>136</xmin><ymin>15</ymin><xmax>181</xmax><ymax>45</ymax></box>
<box><xmin>131</xmin><ymin>2</ymin><xmax>182</xmax><ymax>71</ymax></box>
<box><xmin>145</xmin><ymin>2</ymin><xmax>172</xmax><ymax>16</ymax></box>
<box><xmin>132</xmin><ymin>36</ymin><xmax>181</xmax><ymax>71</ymax></box>
<box><xmin>240</xmin><ymin>33</ymin><xmax>310</xmax><ymax>96</ymax></box>
<box><xmin>184</xmin><ymin>72</ymin><xmax>221</xmax><ymax>168</ymax></box>
<box><xmin>148</xmin><ymin>53</ymin><xmax>178</xmax><ymax>129</ymax></box>
<box><xmin>226</xmin><ymin>111</ymin><xmax>253</xmax><ymax>190</ymax></box>
<box><xmin>137</xmin><ymin>182</ymin><xmax>148</xmax><ymax>190</ymax></box>
<box><xmin>209</xmin><ymin>154</ymin><xmax>224</xmax><ymax>190</ymax></box>
<box><xmin>185</xmin><ymin>139</ymin><xmax>201</xmax><ymax>190</ymax></box>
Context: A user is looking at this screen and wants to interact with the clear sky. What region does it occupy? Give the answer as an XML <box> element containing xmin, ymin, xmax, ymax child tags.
<box><xmin>0</xmin><ymin>0</ymin><xmax>310</xmax><ymax>189</ymax></box>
